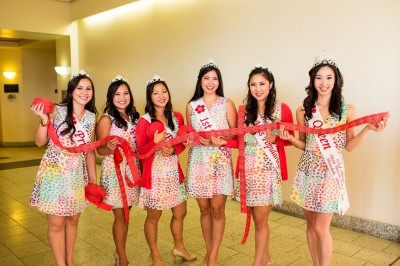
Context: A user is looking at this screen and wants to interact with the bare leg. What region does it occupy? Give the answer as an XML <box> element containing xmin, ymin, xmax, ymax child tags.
<box><xmin>208</xmin><ymin>195</ymin><xmax>227</xmax><ymax>266</ymax></box>
<box><xmin>251</xmin><ymin>206</ymin><xmax>272</xmax><ymax>266</ymax></box>
<box><xmin>304</xmin><ymin>210</ymin><xmax>319</xmax><ymax>266</ymax></box>
<box><xmin>47</xmin><ymin>214</ymin><xmax>67</xmax><ymax>266</ymax></box>
<box><xmin>113</xmin><ymin>208</ymin><xmax>130</xmax><ymax>266</ymax></box>
<box><xmin>196</xmin><ymin>198</ymin><xmax>212</xmax><ymax>264</ymax></box>
<box><xmin>170</xmin><ymin>201</ymin><xmax>196</xmax><ymax>261</ymax></box>
<box><xmin>144</xmin><ymin>208</ymin><xmax>164</xmax><ymax>266</ymax></box>
<box><xmin>65</xmin><ymin>213</ymin><xmax>80</xmax><ymax>266</ymax></box>
<box><xmin>170</xmin><ymin>201</ymin><xmax>187</xmax><ymax>251</ymax></box>
<box><xmin>314</xmin><ymin>212</ymin><xmax>334</xmax><ymax>266</ymax></box>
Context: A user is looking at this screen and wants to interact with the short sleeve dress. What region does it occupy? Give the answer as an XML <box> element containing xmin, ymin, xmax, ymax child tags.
<box><xmin>290</xmin><ymin>103</ymin><xmax>348</xmax><ymax>214</ymax></box>
<box><xmin>137</xmin><ymin>112</ymin><xmax>187</xmax><ymax>210</ymax></box>
<box><xmin>99</xmin><ymin>114</ymin><xmax>140</xmax><ymax>208</ymax></box>
<box><xmin>30</xmin><ymin>105</ymin><xmax>95</xmax><ymax>216</ymax></box>
<box><xmin>236</xmin><ymin>102</ymin><xmax>292</xmax><ymax>206</ymax></box>
<box><xmin>186</xmin><ymin>97</ymin><xmax>234</xmax><ymax>198</ymax></box>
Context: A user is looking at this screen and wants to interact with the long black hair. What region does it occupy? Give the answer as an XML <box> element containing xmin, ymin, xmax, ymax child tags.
<box><xmin>145</xmin><ymin>80</ymin><xmax>175</xmax><ymax>131</ymax></box>
<box><xmin>189</xmin><ymin>65</ymin><xmax>224</xmax><ymax>102</ymax></box>
<box><xmin>244</xmin><ymin>67</ymin><xmax>277</xmax><ymax>126</ymax></box>
<box><xmin>58</xmin><ymin>75</ymin><xmax>97</xmax><ymax>136</ymax></box>
<box><xmin>103</xmin><ymin>79</ymin><xmax>140</xmax><ymax>129</ymax></box>
<box><xmin>303</xmin><ymin>63</ymin><xmax>344</xmax><ymax>121</ymax></box>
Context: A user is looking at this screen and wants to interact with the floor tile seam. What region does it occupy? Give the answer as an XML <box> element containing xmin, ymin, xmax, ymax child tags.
<box><xmin>389</xmin><ymin>255</ymin><xmax>400</xmax><ymax>265</ymax></box>
<box><xmin>0</xmin><ymin>177</ymin><xmax>34</xmax><ymax>195</ymax></box>
<box><xmin>1</xmin><ymin>237</ymin><xmax>45</xmax><ymax>251</ymax></box>
<box><xmin>332</xmin><ymin>247</ymin><xmax>364</xmax><ymax>258</ymax></box>
<box><xmin>348</xmin><ymin>241</ymin><xmax>391</xmax><ymax>252</ymax></box>
<box><xmin>0</xmin><ymin>244</ymin><xmax>28</xmax><ymax>265</ymax></box>
<box><xmin>351</xmin><ymin>246</ymin><xmax>399</xmax><ymax>262</ymax></box>
<box><xmin>73</xmin><ymin>242</ymin><xmax>115</xmax><ymax>262</ymax></box>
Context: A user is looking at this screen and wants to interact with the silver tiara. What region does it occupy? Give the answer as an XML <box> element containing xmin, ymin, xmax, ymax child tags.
<box><xmin>252</xmin><ymin>64</ymin><xmax>272</xmax><ymax>74</ymax></box>
<box><xmin>313</xmin><ymin>52</ymin><xmax>337</xmax><ymax>68</ymax></box>
<box><xmin>146</xmin><ymin>74</ymin><xmax>164</xmax><ymax>86</ymax></box>
<box><xmin>110</xmin><ymin>74</ymin><xmax>128</xmax><ymax>84</ymax></box>
<box><xmin>70</xmin><ymin>69</ymin><xmax>91</xmax><ymax>80</ymax></box>
<box><xmin>201</xmin><ymin>59</ymin><xmax>219</xmax><ymax>69</ymax></box>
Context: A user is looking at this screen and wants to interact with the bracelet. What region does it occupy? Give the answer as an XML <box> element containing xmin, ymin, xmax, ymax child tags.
<box><xmin>40</xmin><ymin>119</ymin><xmax>49</xmax><ymax>127</ymax></box>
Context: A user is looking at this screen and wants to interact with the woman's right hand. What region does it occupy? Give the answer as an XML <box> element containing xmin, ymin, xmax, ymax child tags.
<box><xmin>31</xmin><ymin>103</ymin><xmax>49</xmax><ymax>121</ymax></box>
<box><xmin>199</xmin><ymin>136</ymin><xmax>211</xmax><ymax>146</ymax></box>
<box><xmin>210</xmin><ymin>137</ymin><xmax>227</xmax><ymax>147</ymax></box>
<box><xmin>279</xmin><ymin>125</ymin><xmax>294</xmax><ymax>141</ymax></box>
<box><xmin>106</xmin><ymin>139</ymin><xmax>119</xmax><ymax>152</ymax></box>
<box><xmin>184</xmin><ymin>138</ymin><xmax>194</xmax><ymax>148</ymax></box>
<box><xmin>153</xmin><ymin>129</ymin><xmax>167</xmax><ymax>144</ymax></box>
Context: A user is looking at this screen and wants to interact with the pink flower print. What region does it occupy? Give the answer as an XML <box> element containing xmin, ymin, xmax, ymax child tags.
<box><xmin>72</xmin><ymin>116</ymin><xmax>77</xmax><ymax>124</ymax></box>
<box><xmin>312</xmin><ymin>106</ymin><xmax>316</xmax><ymax>113</ymax></box>
<box><xmin>195</xmin><ymin>105</ymin><xmax>205</xmax><ymax>114</ymax></box>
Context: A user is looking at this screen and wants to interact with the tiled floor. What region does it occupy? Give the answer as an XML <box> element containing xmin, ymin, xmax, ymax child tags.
<box><xmin>0</xmin><ymin>147</ymin><xmax>399</xmax><ymax>266</ymax></box>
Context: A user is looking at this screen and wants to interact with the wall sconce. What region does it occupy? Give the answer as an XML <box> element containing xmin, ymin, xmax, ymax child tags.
<box><xmin>3</xmin><ymin>71</ymin><xmax>16</xmax><ymax>79</ymax></box>
<box><xmin>54</xmin><ymin>66</ymin><xmax>71</xmax><ymax>76</ymax></box>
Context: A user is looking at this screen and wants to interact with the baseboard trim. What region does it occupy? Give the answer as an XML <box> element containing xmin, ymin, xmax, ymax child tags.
<box><xmin>0</xmin><ymin>141</ymin><xmax>36</xmax><ymax>147</ymax></box>
<box><xmin>273</xmin><ymin>201</ymin><xmax>399</xmax><ymax>242</ymax></box>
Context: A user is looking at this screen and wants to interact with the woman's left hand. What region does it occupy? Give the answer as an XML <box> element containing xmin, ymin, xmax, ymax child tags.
<box><xmin>161</xmin><ymin>146</ymin><xmax>175</xmax><ymax>157</ymax></box>
<box><xmin>210</xmin><ymin>137</ymin><xmax>227</xmax><ymax>147</ymax></box>
<box><xmin>199</xmin><ymin>137</ymin><xmax>211</xmax><ymax>146</ymax></box>
<box><xmin>367</xmin><ymin>117</ymin><xmax>388</xmax><ymax>132</ymax></box>
<box><xmin>265</xmin><ymin>130</ymin><xmax>277</xmax><ymax>143</ymax></box>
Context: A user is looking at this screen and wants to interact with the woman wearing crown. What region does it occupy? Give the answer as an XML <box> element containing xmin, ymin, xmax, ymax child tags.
<box><xmin>30</xmin><ymin>70</ymin><xmax>97</xmax><ymax>265</ymax></box>
<box><xmin>185</xmin><ymin>60</ymin><xmax>237</xmax><ymax>266</ymax></box>
<box><xmin>233</xmin><ymin>65</ymin><xmax>293</xmax><ymax>266</ymax></box>
<box><xmin>279</xmin><ymin>54</ymin><xmax>387</xmax><ymax>265</ymax></box>
<box><xmin>96</xmin><ymin>75</ymin><xmax>140</xmax><ymax>266</ymax></box>
<box><xmin>135</xmin><ymin>75</ymin><xmax>196</xmax><ymax>266</ymax></box>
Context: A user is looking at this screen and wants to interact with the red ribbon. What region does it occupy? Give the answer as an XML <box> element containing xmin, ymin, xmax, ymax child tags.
<box><xmin>33</xmin><ymin>98</ymin><xmax>389</xmax><ymax>226</ymax></box>
<box><xmin>47</xmin><ymin>123</ymin><xmax>140</xmax><ymax>222</ymax></box>
<box><xmin>31</xmin><ymin>97</ymin><xmax>54</xmax><ymax>113</ymax></box>
<box><xmin>85</xmin><ymin>183</ymin><xmax>113</xmax><ymax>211</ymax></box>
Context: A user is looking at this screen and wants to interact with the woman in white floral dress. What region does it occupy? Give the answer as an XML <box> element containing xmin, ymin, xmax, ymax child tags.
<box><xmin>280</xmin><ymin>54</ymin><xmax>388</xmax><ymax>265</ymax></box>
<box><xmin>96</xmin><ymin>76</ymin><xmax>140</xmax><ymax>266</ymax></box>
<box><xmin>136</xmin><ymin>76</ymin><xmax>196</xmax><ymax>266</ymax></box>
<box><xmin>30</xmin><ymin>71</ymin><xmax>97</xmax><ymax>266</ymax></box>
<box><xmin>186</xmin><ymin>61</ymin><xmax>237</xmax><ymax>266</ymax></box>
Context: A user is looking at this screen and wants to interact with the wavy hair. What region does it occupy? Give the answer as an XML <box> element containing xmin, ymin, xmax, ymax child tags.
<box><xmin>189</xmin><ymin>65</ymin><xmax>224</xmax><ymax>102</ymax></box>
<box><xmin>58</xmin><ymin>75</ymin><xmax>97</xmax><ymax>136</ymax></box>
<box><xmin>145</xmin><ymin>80</ymin><xmax>175</xmax><ymax>131</ymax></box>
<box><xmin>303</xmin><ymin>63</ymin><xmax>344</xmax><ymax>121</ymax></box>
<box><xmin>244</xmin><ymin>67</ymin><xmax>277</xmax><ymax>126</ymax></box>
<box><xmin>103</xmin><ymin>79</ymin><xmax>140</xmax><ymax>129</ymax></box>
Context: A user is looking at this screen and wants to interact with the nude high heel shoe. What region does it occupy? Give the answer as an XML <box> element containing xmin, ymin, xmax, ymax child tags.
<box><xmin>113</xmin><ymin>251</ymin><xmax>131</xmax><ymax>266</ymax></box>
<box><xmin>113</xmin><ymin>251</ymin><xmax>119</xmax><ymax>266</ymax></box>
<box><xmin>172</xmin><ymin>248</ymin><xmax>197</xmax><ymax>262</ymax></box>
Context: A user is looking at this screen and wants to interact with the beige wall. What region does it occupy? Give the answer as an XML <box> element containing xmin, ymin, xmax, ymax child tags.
<box><xmin>70</xmin><ymin>0</ymin><xmax>140</xmax><ymax>21</ymax></box>
<box><xmin>0</xmin><ymin>0</ymin><xmax>72</xmax><ymax>143</ymax></box>
<box><xmin>55</xmin><ymin>37</ymin><xmax>71</xmax><ymax>102</ymax></box>
<box><xmin>75</xmin><ymin>0</ymin><xmax>400</xmax><ymax>225</ymax></box>
<box><xmin>0</xmin><ymin>48</ymin><xmax>57</xmax><ymax>142</ymax></box>
<box><xmin>0</xmin><ymin>0</ymin><xmax>70</xmax><ymax>35</ymax></box>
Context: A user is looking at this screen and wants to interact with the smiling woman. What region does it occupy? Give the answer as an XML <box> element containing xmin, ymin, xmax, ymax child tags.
<box><xmin>29</xmin><ymin>70</ymin><xmax>97</xmax><ymax>266</ymax></box>
<box><xmin>136</xmin><ymin>75</ymin><xmax>196</xmax><ymax>265</ymax></box>
<box><xmin>279</xmin><ymin>53</ymin><xmax>389</xmax><ymax>265</ymax></box>
<box><xmin>96</xmin><ymin>75</ymin><xmax>140</xmax><ymax>266</ymax></box>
